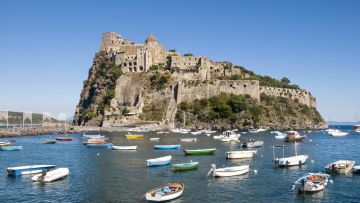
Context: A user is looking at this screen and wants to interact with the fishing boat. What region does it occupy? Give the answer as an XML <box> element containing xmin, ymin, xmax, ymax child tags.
<box><xmin>7</xmin><ymin>165</ymin><xmax>56</xmax><ymax>176</ymax></box>
<box><xmin>145</xmin><ymin>182</ymin><xmax>184</xmax><ymax>202</ymax></box>
<box><xmin>249</xmin><ymin>128</ymin><xmax>267</xmax><ymax>133</ymax></box>
<box><xmin>146</xmin><ymin>155</ymin><xmax>172</xmax><ymax>166</ymax></box>
<box><xmin>225</xmin><ymin>150</ymin><xmax>257</xmax><ymax>159</ymax></box>
<box><xmin>150</xmin><ymin>137</ymin><xmax>160</xmax><ymax>141</ymax></box>
<box><xmin>111</xmin><ymin>145</ymin><xmax>137</xmax><ymax>150</ymax></box>
<box><xmin>285</xmin><ymin>131</ymin><xmax>306</xmax><ymax>142</ymax></box>
<box><xmin>172</xmin><ymin>161</ymin><xmax>199</xmax><ymax>171</ymax></box>
<box><xmin>216</xmin><ymin>130</ymin><xmax>240</xmax><ymax>141</ymax></box>
<box><xmin>184</xmin><ymin>148</ymin><xmax>216</xmax><ymax>155</ymax></box>
<box><xmin>0</xmin><ymin>145</ymin><xmax>22</xmax><ymax>151</ymax></box>
<box><xmin>41</xmin><ymin>140</ymin><xmax>57</xmax><ymax>144</ymax></box>
<box><xmin>125</xmin><ymin>133</ymin><xmax>144</xmax><ymax>139</ymax></box>
<box><xmin>207</xmin><ymin>164</ymin><xmax>249</xmax><ymax>177</ymax></box>
<box><xmin>0</xmin><ymin>141</ymin><xmax>11</xmax><ymax>146</ymax></box>
<box><xmin>55</xmin><ymin>137</ymin><xmax>73</xmax><ymax>141</ymax></box>
<box><xmin>242</xmin><ymin>141</ymin><xmax>264</xmax><ymax>148</ymax></box>
<box><xmin>273</xmin><ymin>144</ymin><xmax>308</xmax><ymax>167</ymax></box>
<box><xmin>32</xmin><ymin>168</ymin><xmax>69</xmax><ymax>183</ymax></box>
<box><xmin>154</xmin><ymin>145</ymin><xmax>181</xmax><ymax>150</ymax></box>
<box><xmin>293</xmin><ymin>173</ymin><xmax>331</xmax><ymax>193</ymax></box>
<box><xmin>86</xmin><ymin>143</ymin><xmax>113</xmax><ymax>148</ymax></box>
<box><xmin>325</xmin><ymin>160</ymin><xmax>355</xmax><ymax>174</ymax></box>
<box><xmin>327</xmin><ymin>129</ymin><xmax>349</xmax><ymax>137</ymax></box>
<box><xmin>180</xmin><ymin>138</ymin><xmax>198</xmax><ymax>142</ymax></box>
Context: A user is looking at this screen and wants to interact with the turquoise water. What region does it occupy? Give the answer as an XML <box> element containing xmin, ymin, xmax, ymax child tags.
<box><xmin>1</xmin><ymin>126</ymin><xmax>360</xmax><ymax>202</ymax></box>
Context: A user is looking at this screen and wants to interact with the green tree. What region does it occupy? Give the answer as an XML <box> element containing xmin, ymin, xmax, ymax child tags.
<box><xmin>281</xmin><ymin>77</ymin><xmax>291</xmax><ymax>84</ymax></box>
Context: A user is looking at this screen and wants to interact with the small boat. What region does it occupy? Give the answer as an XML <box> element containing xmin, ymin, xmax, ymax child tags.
<box><xmin>204</xmin><ymin>130</ymin><xmax>217</xmax><ymax>134</ymax></box>
<box><xmin>285</xmin><ymin>131</ymin><xmax>306</xmax><ymax>142</ymax></box>
<box><xmin>327</xmin><ymin>129</ymin><xmax>349</xmax><ymax>137</ymax></box>
<box><xmin>207</xmin><ymin>164</ymin><xmax>249</xmax><ymax>177</ymax></box>
<box><xmin>171</xmin><ymin>128</ymin><xmax>191</xmax><ymax>134</ymax></box>
<box><xmin>7</xmin><ymin>165</ymin><xmax>56</xmax><ymax>176</ymax></box>
<box><xmin>180</xmin><ymin>138</ymin><xmax>198</xmax><ymax>142</ymax></box>
<box><xmin>83</xmin><ymin>140</ymin><xmax>105</xmax><ymax>145</ymax></box>
<box><xmin>55</xmin><ymin>137</ymin><xmax>73</xmax><ymax>141</ymax></box>
<box><xmin>156</xmin><ymin>131</ymin><xmax>169</xmax><ymax>135</ymax></box>
<box><xmin>145</xmin><ymin>182</ymin><xmax>184</xmax><ymax>202</ymax></box>
<box><xmin>216</xmin><ymin>130</ymin><xmax>241</xmax><ymax>141</ymax></box>
<box><xmin>41</xmin><ymin>140</ymin><xmax>57</xmax><ymax>144</ymax></box>
<box><xmin>0</xmin><ymin>145</ymin><xmax>22</xmax><ymax>151</ymax></box>
<box><xmin>325</xmin><ymin>160</ymin><xmax>355</xmax><ymax>174</ymax></box>
<box><xmin>83</xmin><ymin>134</ymin><xmax>105</xmax><ymax>139</ymax></box>
<box><xmin>146</xmin><ymin>155</ymin><xmax>172</xmax><ymax>167</ymax></box>
<box><xmin>184</xmin><ymin>148</ymin><xmax>216</xmax><ymax>155</ymax></box>
<box><xmin>275</xmin><ymin>134</ymin><xmax>286</xmax><ymax>139</ymax></box>
<box><xmin>0</xmin><ymin>141</ymin><xmax>11</xmax><ymax>146</ymax></box>
<box><xmin>150</xmin><ymin>137</ymin><xmax>160</xmax><ymax>141</ymax></box>
<box><xmin>273</xmin><ymin>144</ymin><xmax>308</xmax><ymax>167</ymax></box>
<box><xmin>242</xmin><ymin>141</ymin><xmax>264</xmax><ymax>148</ymax></box>
<box><xmin>111</xmin><ymin>145</ymin><xmax>137</xmax><ymax>150</ymax></box>
<box><xmin>190</xmin><ymin>131</ymin><xmax>202</xmax><ymax>135</ymax></box>
<box><xmin>86</xmin><ymin>143</ymin><xmax>113</xmax><ymax>148</ymax></box>
<box><xmin>249</xmin><ymin>128</ymin><xmax>267</xmax><ymax>133</ymax></box>
<box><xmin>125</xmin><ymin>133</ymin><xmax>144</xmax><ymax>139</ymax></box>
<box><xmin>293</xmin><ymin>173</ymin><xmax>330</xmax><ymax>193</ymax></box>
<box><xmin>32</xmin><ymin>168</ymin><xmax>69</xmax><ymax>183</ymax></box>
<box><xmin>353</xmin><ymin>124</ymin><xmax>360</xmax><ymax>133</ymax></box>
<box><xmin>172</xmin><ymin>161</ymin><xmax>199</xmax><ymax>171</ymax></box>
<box><xmin>226</xmin><ymin>150</ymin><xmax>257</xmax><ymax>159</ymax></box>
<box><xmin>352</xmin><ymin>165</ymin><xmax>360</xmax><ymax>173</ymax></box>
<box><xmin>154</xmin><ymin>145</ymin><xmax>181</xmax><ymax>150</ymax></box>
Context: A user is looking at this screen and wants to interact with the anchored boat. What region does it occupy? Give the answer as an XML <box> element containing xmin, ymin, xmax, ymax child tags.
<box><xmin>0</xmin><ymin>141</ymin><xmax>11</xmax><ymax>146</ymax></box>
<box><xmin>172</xmin><ymin>161</ymin><xmax>199</xmax><ymax>171</ymax></box>
<box><xmin>0</xmin><ymin>145</ymin><xmax>22</xmax><ymax>151</ymax></box>
<box><xmin>226</xmin><ymin>150</ymin><xmax>257</xmax><ymax>159</ymax></box>
<box><xmin>111</xmin><ymin>145</ymin><xmax>137</xmax><ymax>150</ymax></box>
<box><xmin>145</xmin><ymin>182</ymin><xmax>184</xmax><ymax>202</ymax></box>
<box><xmin>154</xmin><ymin>145</ymin><xmax>181</xmax><ymax>150</ymax></box>
<box><xmin>55</xmin><ymin>137</ymin><xmax>73</xmax><ymax>141</ymax></box>
<box><xmin>86</xmin><ymin>143</ymin><xmax>113</xmax><ymax>148</ymax></box>
<box><xmin>285</xmin><ymin>131</ymin><xmax>305</xmax><ymax>142</ymax></box>
<box><xmin>32</xmin><ymin>168</ymin><xmax>69</xmax><ymax>183</ymax></box>
<box><xmin>293</xmin><ymin>173</ymin><xmax>331</xmax><ymax>193</ymax></box>
<box><xmin>325</xmin><ymin>160</ymin><xmax>355</xmax><ymax>174</ymax></box>
<box><xmin>207</xmin><ymin>164</ymin><xmax>249</xmax><ymax>177</ymax></box>
<box><xmin>273</xmin><ymin>143</ymin><xmax>308</xmax><ymax>167</ymax></box>
<box><xmin>184</xmin><ymin>148</ymin><xmax>216</xmax><ymax>155</ymax></box>
<box><xmin>242</xmin><ymin>141</ymin><xmax>264</xmax><ymax>148</ymax></box>
<box><xmin>180</xmin><ymin>138</ymin><xmax>198</xmax><ymax>142</ymax></box>
<box><xmin>41</xmin><ymin>140</ymin><xmax>57</xmax><ymax>144</ymax></box>
<box><xmin>146</xmin><ymin>155</ymin><xmax>172</xmax><ymax>167</ymax></box>
<box><xmin>7</xmin><ymin>165</ymin><xmax>56</xmax><ymax>176</ymax></box>
<box><xmin>125</xmin><ymin>133</ymin><xmax>144</xmax><ymax>139</ymax></box>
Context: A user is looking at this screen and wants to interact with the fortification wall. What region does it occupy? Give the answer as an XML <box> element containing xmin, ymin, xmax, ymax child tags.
<box><xmin>176</xmin><ymin>80</ymin><xmax>260</xmax><ymax>104</ymax></box>
<box><xmin>259</xmin><ymin>86</ymin><xmax>316</xmax><ymax>108</ymax></box>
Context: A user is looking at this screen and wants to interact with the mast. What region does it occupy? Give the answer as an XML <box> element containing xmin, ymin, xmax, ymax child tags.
<box><xmin>294</xmin><ymin>141</ymin><xmax>298</xmax><ymax>156</ymax></box>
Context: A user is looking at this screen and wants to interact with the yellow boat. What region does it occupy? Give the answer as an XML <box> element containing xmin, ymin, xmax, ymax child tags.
<box><xmin>125</xmin><ymin>134</ymin><xmax>144</xmax><ymax>139</ymax></box>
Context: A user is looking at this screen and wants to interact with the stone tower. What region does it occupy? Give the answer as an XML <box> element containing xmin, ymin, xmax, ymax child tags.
<box><xmin>100</xmin><ymin>32</ymin><xmax>123</xmax><ymax>53</ymax></box>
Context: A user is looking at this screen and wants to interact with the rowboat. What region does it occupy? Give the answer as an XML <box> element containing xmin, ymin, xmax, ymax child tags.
<box><xmin>41</xmin><ymin>140</ymin><xmax>57</xmax><ymax>144</ymax></box>
<box><xmin>146</xmin><ymin>155</ymin><xmax>172</xmax><ymax>167</ymax></box>
<box><xmin>242</xmin><ymin>141</ymin><xmax>264</xmax><ymax>148</ymax></box>
<box><xmin>285</xmin><ymin>131</ymin><xmax>305</xmax><ymax>142</ymax></box>
<box><xmin>154</xmin><ymin>145</ymin><xmax>181</xmax><ymax>150</ymax></box>
<box><xmin>150</xmin><ymin>137</ymin><xmax>160</xmax><ymax>141</ymax></box>
<box><xmin>184</xmin><ymin>148</ymin><xmax>216</xmax><ymax>155</ymax></box>
<box><xmin>145</xmin><ymin>182</ymin><xmax>184</xmax><ymax>202</ymax></box>
<box><xmin>32</xmin><ymin>168</ymin><xmax>69</xmax><ymax>183</ymax></box>
<box><xmin>172</xmin><ymin>162</ymin><xmax>199</xmax><ymax>171</ymax></box>
<box><xmin>7</xmin><ymin>165</ymin><xmax>56</xmax><ymax>176</ymax></box>
<box><xmin>0</xmin><ymin>145</ymin><xmax>23</xmax><ymax>151</ymax></box>
<box><xmin>83</xmin><ymin>134</ymin><xmax>105</xmax><ymax>139</ymax></box>
<box><xmin>293</xmin><ymin>173</ymin><xmax>330</xmax><ymax>193</ymax></box>
<box><xmin>180</xmin><ymin>138</ymin><xmax>198</xmax><ymax>142</ymax></box>
<box><xmin>325</xmin><ymin>160</ymin><xmax>355</xmax><ymax>174</ymax></box>
<box><xmin>125</xmin><ymin>133</ymin><xmax>144</xmax><ymax>139</ymax></box>
<box><xmin>249</xmin><ymin>128</ymin><xmax>267</xmax><ymax>133</ymax></box>
<box><xmin>86</xmin><ymin>143</ymin><xmax>113</xmax><ymax>148</ymax></box>
<box><xmin>207</xmin><ymin>164</ymin><xmax>249</xmax><ymax>177</ymax></box>
<box><xmin>111</xmin><ymin>145</ymin><xmax>137</xmax><ymax>150</ymax></box>
<box><xmin>190</xmin><ymin>131</ymin><xmax>203</xmax><ymax>135</ymax></box>
<box><xmin>83</xmin><ymin>140</ymin><xmax>105</xmax><ymax>145</ymax></box>
<box><xmin>0</xmin><ymin>141</ymin><xmax>11</xmax><ymax>146</ymax></box>
<box><xmin>273</xmin><ymin>144</ymin><xmax>308</xmax><ymax>167</ymax></box>
<box><xmin>226</xmin><ymin>150</ymin><xmax>257</xmax><ymax>159</ymax></box>
<box><xmin>55</xmin><ymin>137</ymin><xmax>73</xmax><ymax>141</ymax></box>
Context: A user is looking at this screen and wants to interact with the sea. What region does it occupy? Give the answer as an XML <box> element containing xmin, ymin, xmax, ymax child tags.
<box><xmin>1</xmin><ymin>125</ymin><xmax>359</xmax><ymax>203</ymax></box>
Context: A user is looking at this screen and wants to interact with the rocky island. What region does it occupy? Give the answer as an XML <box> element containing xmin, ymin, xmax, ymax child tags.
<box><xmin>73</xmin><ymin>32</ymin><xmax>327</xmax><ymax>130</ymax></box>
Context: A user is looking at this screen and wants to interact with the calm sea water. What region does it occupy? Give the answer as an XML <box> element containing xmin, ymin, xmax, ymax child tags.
<box><xmin>1</xmin><ymin>125</ymin><xmax>360</xmax><ymax>203</ymax></box>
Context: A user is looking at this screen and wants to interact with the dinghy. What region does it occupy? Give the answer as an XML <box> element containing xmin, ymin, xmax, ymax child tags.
<box><xmin>325</xmin><ymin>160</ymin><xmax>355</xmax><ymax>174</ymax></box>
<box><xmin>273</xmin><ymin>144</ymin><xmax>308</xmax><ymax>167</ymax></box>
<box><xmin>180</xmin><ymin>138</ymin><xmax>198</xmax><ymax>142</ymax></box>
<box><xmin>146</xmin><ymin>155</ymin><xmax>172</xmax><ymax>167</ymax></box>
<box><xmin>190</xmin><ymin>131</ymin><xmax>203</xmax><ymax>135</ymax></box>
<box><xmin>55</xmin><ymin>137</ymin><xmax>73</xmax><ymax>141</ymax></box>
<box><xmin>172</xmin><ymin>162</ymin><xmax>199</xmax><ymax>171</ymax></box>
<box><xmin>32</xmin><ymin>168</ymin><xmax>69</xmax><ymax>183</ymax></box>
<box><xmin>150</xmin><ymin>137</ymin><xmax>160</xmax><ymax>141</ymax></box>
<box><xmin>125</xmin><ymin>133</ymin><xmax>144</xmax><ymax>139</ymax></box>
<box><xmin>41</xmin><ymin>140</ymin><xmax>57</xmax><ymax>144</ymax></box>
<box><xmin>83</xmin><ymin>140</ymin><xmax>105</xmax><ymax>145</ymax></box>
<box><xmin>145</xmin><ymin>182</ymin><xmax>184</xmax><ymax>202</ymax></box>
<box><xmin>111</xmin><ymin>145</ymin><xmax>137</xmax><ymax>150</ymax></box>
<box><xmin>249</xmin><ymin>128</ymin><xmax>267</xmax><ymax>133</ymax></box>
<box><xmin>0</xmin><ymin>145</ymin><xmax>22</xmax><ymax>151</ymax></box>
<box><xmin>293</xmin><ymin>173</ymin><xmax>330</xmax><ymax>193</ymax></box>
<box><xmin>207</xmin><ymin>164</ymin><xmax>249</xmax><ymax>177</ymax></box>
<box><xmin>0</xmin><ymin>141</ymin><xmax>11</xmax><ymax>146</ymax></box>
<box><xmin>86</xmin><ymin>143</ymin><xmax>113</xmax><ymax>148</ymax></box>
<box><xmin>7</xmin><ymin>165</ymin><xmax>56</xmax><ymax>176</ymax></box>
<box><xmin>154</xmin><ymin>145</ymin><xmax>181</xmax><ymax>150</ymax></box>
<box><xmin>184</xmin><ymin>148</ymin><xmax>216</xmax><ymax>155</ymax></box>
<box><xmin>226</xmin><ymin>150</ymin><xmax>257</xmax><ymax>159</ymax></box>
<box><xmin>242</xmin><ymin>141</ymin><xmax>264</xmax><ymax>148</ymax></box>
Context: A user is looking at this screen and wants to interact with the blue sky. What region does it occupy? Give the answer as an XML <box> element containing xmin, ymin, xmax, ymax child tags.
<box><xmin>0</xmin><ymin>0</ymin><xmax>359</xmax><ymax>121</ymax></box>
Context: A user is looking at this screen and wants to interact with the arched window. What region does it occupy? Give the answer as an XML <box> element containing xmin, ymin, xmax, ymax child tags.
<box><xmin>129</xmin><ymin>67</ymin><xmax>132</xmax><ymax>72</ymax></box>
<box><xmin>134</xmin><ymin>67</ymin><xmax>137</xmax><ymax>72</ymax></box>
<box><xmin>123</xmin><ymin>63</ymin><xmax>127</xmax><ymax>67</ymax></box>
<box><xmin>134</xmin><ymin>62</ymin><xmax>137</xmax><ymax>65</ymax></box>
<box><xmin>129</xmin><ymin>62</ymin><xmax>132</xmax><ymax>66</ymax></box>
<box><xmin>139</xmin><ymin>66</ymin><xmax>144</xmax><ymax>71</ymax></box>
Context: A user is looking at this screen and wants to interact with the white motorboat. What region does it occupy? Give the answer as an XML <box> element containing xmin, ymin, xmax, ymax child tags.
<box><xmin>325</xmin><ymin>160</ymin><xmax>355</xmax><ymax>174</ymax></box>
<box><xmin>32</xmin><ymin>168</ymin><xmax>69</xmax><ymax>183</ymax></box>
<box><xmin>216</xmin><ymin>130</ymin><xmax>240</xmax><ymax>141</ymax></box>
<box><xmin>83</xmin><ymin>134</ymin><xmax>105</xmax><ymax>139</ymax></box>
<box><xmin>145</xmin><ymin>182</ymin><xmax>184</xmax><ymax>202</ymax></box>
<box><xmin>171</xmin><ymin>128</ymin><xmax>191</xmax><ymax>134</ymax></box>
<box><xmin>285</xmin><ymin>131</ymin><xmax>306</xmax><ymax>142</ymax></box>
<box><xmin>180</xmin><ymin>138</ymin><xmax>198</xmax><ymax>142</ymax></box>
<box><xmin>353</xmin><ymin>124</ymin><xmax>360</xmax><ymax>133</ymax></box>
<box><xmin>352</xmin><ymin>165</ymin><xmax>360</xmax><ymax>173</ymax></box>
<box><xmin>7</xmin><ymin>165</ymin><xmax>56</xmax><ymax>176</ymax></box>
<box><xmin>0</xmin><ymin>141</ymin><xmax>11</xmax><ymax>146</ymax></box>
<box><xmin>111</xmin><ymin>145</ymin><xmax>137</xmax><ymax>150</ymax></box>
<box><xmin>225</xmin><ymin>150</ymin><xmax>257</xmax><ymax>159</ymax></box>
<box><xmin>273</xmin><ymin>143</ymin><xmax>308</xmax><ymax>167</ymax></box>
<box><xmin>204</xmin><ymin>130</ymin><xmax>217</xmax><ymax>134</ymax></box>
<box><xmin>293</xmin><ymin>173</ymin><xmax>330</xmax><ymax>193</ymax></box>
<box><xmin>249</xmin><ymin>128</ymin><xmax>267</xmax><ymax>133</ymax></box>
<box><xmin>242</xmin><ymin>141</ymin><xmax>264</xmax><ymax>148</ymax></box>
<box><xmin>327</xmin><ymin>129</ymin><xmax>349</xmax><ymax>137</ymax></box>
<box><xmin>272</xmin><ymin>131</ymin><xmax>286</xmax><ymax>139</ymax></box>
<box><xmin>190</xmin><ymin>131</ymin><xmax>203</xmax><ymax>135</ymax></box>
<box><xmin>150</xmin><ymin>137</ymin><xmax>160</xmax><ymax>141</ymax></box>
<box><xmin>207</xmin><ymin>164</ymin><xmax>249</xmax><ymax>177</ymax></box>
<box><xmin>146</xmin><ymin>155</ymin><xmax>172</xmax><ymax>166</ymax></box>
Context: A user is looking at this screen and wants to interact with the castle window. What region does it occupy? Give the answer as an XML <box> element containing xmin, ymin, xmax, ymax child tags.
<box><xmin>134</xmin><ymin>67</ymin><xmax>137</xmax><ymax>72</ymax></box>
<box><xmin>129</xmin><ymin>67</ymin><xmax>132</xmax><ymax>72</ymax></box>
<box><xmin>134</xmin><ymin>62</ymin><xmax>137</xmax><ymax>65</ymax></box>
<box><xmin>124</xmin><ymin>63</ymin><xmax>127</xmax><ymax>67</ymax></box>
<box><xmin>139</xmin><ymin>66</ymin><xmax>144</xmax><ymax>71</ymax></box>
<box><xmin>244</xmin><ymin>85</ymin><xmax>247</xmax><ymax>88</ymax></box>
<box><xmin>129</xmin><ymin>62</ymin><xmax>132</xmax><ymax>66</ymax></box>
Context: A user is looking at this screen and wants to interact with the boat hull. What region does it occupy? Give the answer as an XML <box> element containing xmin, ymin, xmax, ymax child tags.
<box><xmin>55</xmin><ymin>137</ymin><xmax>73</xmax><ymax>141</ymax></box>
<box><xmin>146</xmin><ymin>156</ymin><xmax>172</xmax><ymax>167</ymax></box>
<box><xmin>145</xmin><ymin>183</ymin><xmax>184</xmax><ymax>202</ymax></box>
<box><xmin>111</xmin><ymin>146</ymin><xmax>137</xmax><ymax>150</ymax></box>
<box><xmin>226</xmin><ymin>151</ymin><xmax>256</xmax><ymax>159</ymax></box>
<box><xmin>275</xmin><ymin>155</ymin><xmax>308</xmax><ymax>167</ymax></box>
<box><xmin>32</xmin><ymin>168</ymin><xmax>69</xmax><ymax>182</ymax></box>
<box><xmin>154</xmin><ymin>145</ymin><xmax>181</xmax><ymax>150</ymax></box>
<box><xmin>0</xmin><ymin>146</ymin><xmax>22</xmax><ymax>151</ymax></box>
<box><xmin>7</xmin><ymin>165</ymin><xmax>56</xmax><ymax>176</ymax></box>
<box><xmin>184</xmin><ymin>148</ymin><xmax>216</xmax><ymax>155</ymax></box>
<box><xmin>125</xmin><ymin>135</ymin><xmax>144</xmax><ymax>139</ymax></box>
<box><xmin>86</xmin><ymin>143</ymin><xmax>113</xmax><ymax>148</ymax></box>
<box><xmin>213</xmin><ymin>165</ymin><xmax>249</xmax><ymax>177</ymax></box>
<box><xmin>325</xmin><ymin>160</ymin><xmax>355</xmax><ymax>174</ymax></box>
<box><xmin>172</xmin><ymin>162</ymin><xmax>199</xmax><ymax>171</ymax></box>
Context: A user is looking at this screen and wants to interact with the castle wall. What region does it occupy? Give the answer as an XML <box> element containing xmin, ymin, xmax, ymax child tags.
<box><xmin>259</xmin><ymin>86</ymin><xmax>317</xmax><ymax>108</ymax></box>
<box><xmin>176</xmin><ymin>80</ymin><xmax>260</xmax><ymax>104</ymax></box>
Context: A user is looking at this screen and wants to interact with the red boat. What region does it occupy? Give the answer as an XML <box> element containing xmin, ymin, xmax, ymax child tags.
<box><xmin>55</xmin><ymin>137</ymin><xmax>74</xmax><ymax>141</ymax></box>
<box><xmin>83</xmin><ymin>141</ymin><xmax>105</xmax><ymax>145</ymax></box>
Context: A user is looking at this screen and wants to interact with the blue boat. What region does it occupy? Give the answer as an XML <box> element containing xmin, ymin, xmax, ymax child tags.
<box><xmin>7</xmin><ymin>165</ymin><xmax>56</xmax><ymax>176</ymax></box>
<box><xmin>0</xmin><ymin>146</ymin><xmax>22</xmax><ymax>151</ymax></box>
<box><xmin>146</xmin><ymin>155</ymin><xmax>172</xmax><ymax>167</ymax></box>
<box><xmin>87</xmin><ymin>143</ymin><xmax>113</xmax><ymax>148</ymax></box>
<box><xmin>154</xmin><ymin>145</ymin><xmax>181</xmax><ymax>150</ymax></box>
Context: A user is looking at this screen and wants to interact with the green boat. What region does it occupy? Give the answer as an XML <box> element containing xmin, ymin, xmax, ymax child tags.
<box><xmin>184</xmin><ymin>148</ymin><xmax>216</xmax><ymax>155</ymax></box>
<box><xmin>172</xmin><ymin>162</ymin><xmax>199</xmax><ymax>171</ymax></box>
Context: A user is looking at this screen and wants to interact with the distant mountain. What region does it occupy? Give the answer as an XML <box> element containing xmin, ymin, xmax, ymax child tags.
<box><xmin>327</xmin><ymin>121</ymin><xmax>358</xmax><ymax>126</ymax></box>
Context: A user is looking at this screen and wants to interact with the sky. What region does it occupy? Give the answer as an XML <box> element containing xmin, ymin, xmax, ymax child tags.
<box><xmin>0</xmin><ymin>0</ymin><xmax>359</xmax><ymax>121</ymax></box>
